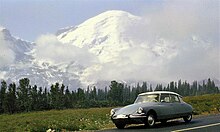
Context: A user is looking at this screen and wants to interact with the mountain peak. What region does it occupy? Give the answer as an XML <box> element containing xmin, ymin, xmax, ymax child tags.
<box><xmin>82</xmin><ymin>10</ymin><xmax>139</xmax><ymax>26</ymax></box>
<box><xmin>0</xmin><ymin>26</ymin><xmax>12</xmax><ymax>40</ymax></box>
<box><xmin>57</xmin><ymin>10</ymin><xmax>140</xmax><ymax>48</ymax></box>
<box><xmin>95</xmin><ymin>10</ymin><xmax>135</xmax><ymax>18</ymax></box>
<box><xmin>0</xmin><ymin>26</ymin><xmax>6</xmax><ymax>31</ymax></box>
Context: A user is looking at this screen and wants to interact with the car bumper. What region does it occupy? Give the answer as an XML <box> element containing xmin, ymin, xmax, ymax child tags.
<box><xmin>111</xmin><ymin>113</ymin><xmax>147</xmax><ymax>124</ymax></box>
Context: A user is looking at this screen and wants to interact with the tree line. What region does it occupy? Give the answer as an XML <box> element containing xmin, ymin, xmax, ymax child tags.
<box><xmin>0</xmin><ymin>78</ymin><xmax>219</xmax><ymax>114</ymax></box>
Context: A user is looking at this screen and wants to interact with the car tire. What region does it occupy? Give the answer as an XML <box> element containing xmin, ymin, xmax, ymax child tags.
<box><xmin>145</xmin><ymin>113</ymin><xmax>156</xmax><ymax>127</ymax></box>
<box><xmin>115</xmin><ymin>123</ymin><xmax>126</xmax><ymax>129</ymax></box>
<box><xmin>183</xmin><ymin>114</ymin><xmax>192</xmax><ymax>123</ymax></box>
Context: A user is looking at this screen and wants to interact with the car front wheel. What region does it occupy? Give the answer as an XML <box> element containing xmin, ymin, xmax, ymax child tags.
<box><xmin>183</xmin><ymin>114</ymin><xmax>192</xmax><ymax>123</ymax></box>
<box><xmin>145</xmin><ymin>114</ymin><xmax>156</xmax><ymax>127</ymax></box>
<box><xmin>115</xmin><ymin>123</ymin><xmax>126</xmax><ymax>129</ymax></box>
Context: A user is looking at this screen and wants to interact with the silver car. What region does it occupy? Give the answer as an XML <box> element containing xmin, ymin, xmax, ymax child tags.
<box><xmin>110</xmin><ymin>91</ymin><xmax>193</xmax><ymax>129</ymax></box>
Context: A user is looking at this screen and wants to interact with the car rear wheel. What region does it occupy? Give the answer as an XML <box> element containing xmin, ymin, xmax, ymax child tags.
<box><xmin>183</xmin><ymin>114</ymin><xmax>192</xmax><ymax>123</ymax></box>
<box><xmin>115</xmin><ymin>123</ymin><xmax>126</xmax><ymax>129</ymax></box>
<box><xmin>145</xmin><ymin>114</ymin><xmax>156</xmax><ymax>127</ymax></box>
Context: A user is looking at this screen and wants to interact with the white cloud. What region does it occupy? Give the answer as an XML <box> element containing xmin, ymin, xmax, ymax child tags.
<box><xmin>0</xmin><ymin>31</ymin><xmax>15</xmax><ymax>67</ymax></box>
<box><xmin>35</xmin><ymin>34</ymin><xmax>97</xmax><ymax>67</ymax></box>
<box><xmin>82</xmin><ymin>0</ymin><xmax>220</xmax><ymax>84</ymax></box>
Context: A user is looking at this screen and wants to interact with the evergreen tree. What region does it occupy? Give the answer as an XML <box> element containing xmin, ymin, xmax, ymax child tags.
<box><xmin>3</xmin><ymin>83</ymin><xmax>17</xmax><ymax>114</ymax></box>
<box><xmin>108</xmin><ymin>81</ymin><xmax>124</xmax><ymax>105</ymax></box>
<box><xmin>170</xmin><ymin>81</ymin><xmax>175</xmax><ymax>92</ymax></box>
<box><xmin>0</xmin><ymin>80</ymin><xmax>7</xmax><ymax>113</ymax></box>
<box><xmin>149</xmin><ymin>84</ymin><xmax>153</xmax><ymax>92</ymax></box>
<box><xmin>30</xmin><ymin>85</ymin><xmax>38</xmax><ymax>111</ymax></box>
<box><xmin>50</xmin><ymin>83</ymin><xmax>61</xmax><ymax>109</ymax></box>
<box><xmin>191</xmin><ymin>81</ymin><xmax>198</xmax><ymax>96</ymax></box>
<box><xmin>64</xmin><ymin>87</ymin><xmax>72</xmax><ymax>108</ymax></box>
<box><xmin>76</xmin><ymin>88</ymin><xmax>86</xmax><ymax>107</ymax></box>
<box><xmin>17</xmin><ymin>78</ymin><xmax>31</xmax><ymax>112</ymax></box>
<box><xmin>141</xmin><ymin>82</ymin><xmax>148</xmax><ymax>92</ymax></box>
<box><xmin>136</xmin><ymin>83</ymin><xmax>141</xmax><ymax>96</ymax></box>
<box><xmin>90</xmin><ymin>86</ymin><xmax>97</xmax><ymax>100</ymax></box>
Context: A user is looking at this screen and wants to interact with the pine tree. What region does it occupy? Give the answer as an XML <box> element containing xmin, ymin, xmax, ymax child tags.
<box><xmin>30</xmin><ymin>85</ymin><xmax>38</xmax><ymax>111</ymax></box>
<box><xmin>108</xmin><ymin>81</ymin><xmax>123</xmax><ymax>105</ymax></box>
<box><xmin>17</xmin><ymin>78</ymin><xmax>31</xmax><ymax>112</ymax></box>
<box><xmin>141</xmin><ymin>82</ymin><xmax>148</xmax><ymax>92</ymax></box>
<box><xmin>90</xmin><ymin>86</ymin><xmax>97</xmax><ymax>101</ymax></box>
<box><xmin>0</xmin><ymin>80</ymin><xmax>7</xmax><ymax>113</ymax></box>
<box><xmin>170</xmin><ymin>81</ymin><xmax>175</xmax><ymax>92</ymax></box>
<box><xmin>50</xmin><ymin>83</ymin><xmax>61</xmax><ymax>109</ymax></box>
<box><xmin>64</xmin><ymin>87</ymin><xmax>72</xmax><ymax>108</ymax></box>
<box><xmin>3</xmin><ymin>83</ymin><xmax>17</xmax><ymax>114</ymax></box>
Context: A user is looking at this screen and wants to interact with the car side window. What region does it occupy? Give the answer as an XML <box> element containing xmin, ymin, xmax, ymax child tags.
<box><xmin>160</xmin><ymin>94</ymin><xmax>170</xmax><ymax>103</ymax></box>
<box><xmin>170</xmin><ymin>94</ymin><xmax>180</xmax><ymax>103</ymax></box>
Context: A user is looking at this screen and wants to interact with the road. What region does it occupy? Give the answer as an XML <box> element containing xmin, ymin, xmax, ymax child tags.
<box><xmin>101</xmin><ymin>114</ymin><xmax>220</xmax><ymax>132</ymax></box>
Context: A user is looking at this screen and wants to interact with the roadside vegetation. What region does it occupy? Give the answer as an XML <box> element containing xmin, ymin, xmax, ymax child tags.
<box><xmin>0</xmin><ymin>107</ymin><xmax>114</xmax><ymax>132</ymax></box>
<box><xmin>184</xmin><ymin>94</ymin><xmax>220</xmax><ymax>115</ymax></box>
<box><xmin>0</xmin><ymin>94</ymin><xmax>219</xmax><ymax>131</ymax></box>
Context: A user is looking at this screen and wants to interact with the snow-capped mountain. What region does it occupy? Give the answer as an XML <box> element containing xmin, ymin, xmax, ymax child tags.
<box><xmin>0</xmin><ymin>27</ymin><xmax>81</xmax><ymax>88</ymax></box>
<box><xmin>56</xmin><ymin>10</ymin><xmax>178</xmax><ymax>86</ymax></box>
<box><xmin>1</xmin><ymin>10</ymin><xmax>219</xmax><ymax>89</ymax></box>
<box><xmin>0</xmin><ymin>27</ymin><xmax>34</xmax><ymax>63</ymax></box>
<box><xmin>58</xmin><ymin>10</ymin><xmax>141</xmax><ymax>62</ymax></box>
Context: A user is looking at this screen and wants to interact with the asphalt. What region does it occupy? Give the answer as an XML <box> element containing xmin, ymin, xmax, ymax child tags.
<box><xmin>100</xmin><ymin>114</ymin><xmax>220</xmax><ymax>132</ymax></box>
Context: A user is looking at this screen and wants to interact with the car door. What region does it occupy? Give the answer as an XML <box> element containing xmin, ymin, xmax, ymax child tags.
<box><xmin>158</xmin><ymin>93</ymin><xmax>175</xmax><ymax>119</ymax></box>
<box><xmin>170</xmin><ymin>94</ymin><xmax>184</xmax><ymax>116</ymax></box>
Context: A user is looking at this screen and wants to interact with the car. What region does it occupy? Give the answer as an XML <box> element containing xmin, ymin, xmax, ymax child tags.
<box><xmin>110</xmin><ymin>91</ymin><xmax>193</xmax><ymax>129</ymax></box>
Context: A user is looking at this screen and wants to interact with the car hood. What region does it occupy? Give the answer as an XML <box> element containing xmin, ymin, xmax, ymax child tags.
<box><xmin>115</xmin><ymin>102</ymin><xmax>157</xmax><ymax>115</ymax></box>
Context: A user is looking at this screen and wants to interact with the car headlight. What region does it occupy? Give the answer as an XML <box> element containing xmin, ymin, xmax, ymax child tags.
<box><xmin>137</xmin><ymin>107</ymin><xmax>143</xmax><ymax>114</ymax></box>
<box><xmin>110</xmin><ymin>109</ymin><xmax>115</xmax><ymax>116</ymax></box>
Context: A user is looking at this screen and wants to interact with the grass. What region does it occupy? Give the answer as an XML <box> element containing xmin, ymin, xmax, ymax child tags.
<box><xmin>183</xmin><ymin>94</ymin><xmax>220</xmax><ymax>115</ymax></box>
<box><xmin>0</xmin><ymin>108</ymin><xmax>115</xmax><ymax>132</ymax></box>
<box><xmin>0</xmin><ymin>94</ymin><xmax>219</xmax><ymax>131</ymax></box>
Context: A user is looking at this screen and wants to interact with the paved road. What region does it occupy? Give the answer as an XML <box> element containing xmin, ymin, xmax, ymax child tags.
<box><xmin>101</xmin><ymin>114</ymin><xmax>220</xmax><ymax>132</ymax></box>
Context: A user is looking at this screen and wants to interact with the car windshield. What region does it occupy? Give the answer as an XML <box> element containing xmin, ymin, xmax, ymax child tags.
<box><xmin>134</xmin><ymin>94</ymin><xmax>159</xmax><ymax>103</ymax></box>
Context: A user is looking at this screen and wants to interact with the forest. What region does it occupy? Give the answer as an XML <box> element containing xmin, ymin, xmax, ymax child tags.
<box><xmin>0</xmin><ymin>78</ymin><xmax>219</xmax><ymax>114</ymax></box>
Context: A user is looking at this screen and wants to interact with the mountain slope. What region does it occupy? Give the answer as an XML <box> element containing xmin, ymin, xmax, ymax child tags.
<box><xmin>56</xmin><ymin>10</ymin><xmax>178</xmax><ymax>86</ymax></box>
<box><xmin>58</xmin><ymin>10</ymin><xmax>141</xmax><ymax>63</ymax></box>
<box><xmin>0</xmin><ymin>27</ymin><xmax>81</xmax><ymax>88</ymax></box>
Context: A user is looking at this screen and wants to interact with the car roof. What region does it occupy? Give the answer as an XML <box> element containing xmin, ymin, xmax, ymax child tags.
<box><xmin>138</xmin><ymin>91</ymin><xmax>181</xmax><ymax>96</ymax></box>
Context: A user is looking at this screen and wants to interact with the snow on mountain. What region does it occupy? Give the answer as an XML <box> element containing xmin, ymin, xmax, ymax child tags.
<box><xmin>0</xmin><ymin>27</ymin><xmax>81</xmax><ymax>89</ymax></box>
<box><xmin>58</xmin><ymin>10</ymin><xmax>141</xmax><ymax>62</ymax></box>
<box><xmin>57</xmin><ymin>10</ymin><xmax>178</xmax><ymax>86</ymax></box>
<box><xmin>0</xmin><ymin>27</ymin><xmax>34</xmax><ymax>62</ymax></box>
<box><xmin>1</xmin><ymin>10</ymin><xmax>219</xmax><ymax>89</ymax></box>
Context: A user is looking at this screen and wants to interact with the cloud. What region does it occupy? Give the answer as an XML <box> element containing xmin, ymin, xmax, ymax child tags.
<box><xmin>82</xmin><ymin>0</ymin><xmax>220</xmax><ymax>84</ymax></box>
<box><xmin>168</xmin><ymin>39</ymin><xmax>220</xmax><ymax>81</ymax></box>
<box><xmin>130</xmin><ymin>0</ymin><xmax>220</xmax><ymax>81</ymax></box>
<box><xmin>0</xmin><ymin>31</ymin><xmax>15</xmax><ymax>68</ymax></box>
<box><xmin>35</xmin><ymin>34</ymin><xmax>97</xmax><ymax>67</ymax></box>
<box><xmin>82</xmin><ymin>43</ymin><xmax>176</xmax><ymax>83</ymax></box>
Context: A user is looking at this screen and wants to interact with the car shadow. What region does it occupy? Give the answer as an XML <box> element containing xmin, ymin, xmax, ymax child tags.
<box><xmin>124</xmin><ymin>120</ymin><xmax>200</xmax><ymax>130</ymax></box>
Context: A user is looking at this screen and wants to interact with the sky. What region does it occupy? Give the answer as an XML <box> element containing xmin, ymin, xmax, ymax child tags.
<box><xmin>0</xmin><ymin>0</ymin><xmax>219</xmax><ymax>85</ymax></box>
<box><xmin>0</xmin><ymin>0</ymin><xmax>163</xmax><ymax>41</ymax></box>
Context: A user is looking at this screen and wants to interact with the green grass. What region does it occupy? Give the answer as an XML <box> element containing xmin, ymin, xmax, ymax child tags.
<box><xmin>0</xmin><ymin>94</ymin><xmax>220</xmax><ymax>131</ymax></box>
<box><xmin>183</xmin><ymin>94</ymin><xmax>220</xmax><ymax>115</ymax></box>
<box><xmin>0</xmin><ymin>108</ymin><xmax>115</xmax><ymax>132</ymax></box>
